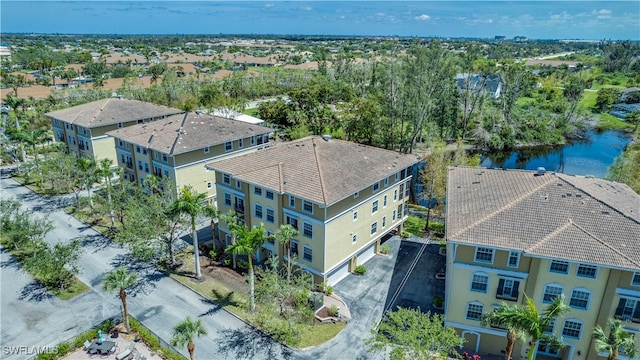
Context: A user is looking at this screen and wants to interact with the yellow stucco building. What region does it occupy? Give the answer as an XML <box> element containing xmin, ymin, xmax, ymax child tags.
<box><xmin>46</xmin><ymin>97</ymin><xmax>183</xmax><ymax>162</ymax></box>
<box><xmin>206</xmin><ymin>135</ymin><xmax>420</xmax><ymax>286</ymax></box>
<box><xmin>106</xmin><ymin>112</ymin><xmax>272</xmax><ymax>202</ymax></box>
<box><xmin>444</xmin><ymin>167</ymin><xmax>640</xmax><ymax>360</ymax></box>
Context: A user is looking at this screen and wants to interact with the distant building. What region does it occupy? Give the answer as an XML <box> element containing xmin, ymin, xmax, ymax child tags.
<box><xmin>610</xmin><ymin>103</ymin><xmax>640</xmax><ymax>119</ymax></box>
<box><xmin>455</xmin><ymin>73</ymin><xmax>502</xmax><ymax>99</ymax></box>
<box><xmin>494</xmin><ymin>36</ymin><xmax>506</xmax><ymax>40</ymax></box>
<box><xmin>514</xmin><ymin>36</ymin><xmax>528</xmax><ymax>42</ymax></box>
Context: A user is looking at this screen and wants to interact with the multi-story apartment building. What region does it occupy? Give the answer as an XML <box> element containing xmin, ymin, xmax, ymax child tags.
<box><xmin>46</xmin><ymin>97</ymin><xmax>183</xmax><ymax>163</ymax></box>
<box><xmin>106</xmin><ymin>111</ymin><xmax>272</xmax><ymax>201</ymax></box>
<box><xmin>206</xmin><ymin>135</ymin><xmax>420</xmax><ymax>286</ymax></box>
<box><xmin>444</xmin><ymin>167</ymin><xmax>640</xmax><ymax>359</ymax></box>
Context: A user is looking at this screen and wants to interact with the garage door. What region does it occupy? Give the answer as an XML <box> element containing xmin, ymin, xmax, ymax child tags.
<box><xmin>327</xmin><ymin>262</ymin><xmax>350</xmax><ymax>286</ymax></box>
<box><xmin>357</xmin><ymin>243</ymin><xmax>376</xmax><ymax>265</ymax></box>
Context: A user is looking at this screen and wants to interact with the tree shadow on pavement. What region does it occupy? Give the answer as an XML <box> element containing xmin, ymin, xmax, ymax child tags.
<box><xmin>109</xmin><ymin>253</ymin><xmax>165</xmax><ymax>297</ymax></box>
<box><xmin>81</xmin><ymin>233</ymin><xmax>114</xmax><ymax>252</ymax></box>
<box><xmin>18</xmin><ymin>280</ymin><xmax>54</xmax><ymax>302</ymax></box>
<box><xmin>215</xmin><ymin>327</ymin><xmax>297</xmax><ymax>360</ymax></box>
<box><xmin>0</xmin><ymin>252</ymin><xmax>22</xmax><ymax>270</ymax></box>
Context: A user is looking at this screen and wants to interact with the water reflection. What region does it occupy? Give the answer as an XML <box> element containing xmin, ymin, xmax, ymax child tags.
<box><xmin>480</xmin><ymin>130</ymin><xmax>631</xmax><ymax>178</ymax></box>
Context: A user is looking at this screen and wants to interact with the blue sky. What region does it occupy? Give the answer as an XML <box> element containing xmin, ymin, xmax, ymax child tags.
<box><xmin>1</xmin><ymin>1</ymin><xmax>638</xmax><ymax>40</ymax></box>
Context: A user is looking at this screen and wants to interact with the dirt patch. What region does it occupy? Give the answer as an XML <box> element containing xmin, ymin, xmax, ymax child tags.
<box><xmin>177</xmin><ymin>256</ymin><xmax>248</xmax><ymax>296</ymax></box>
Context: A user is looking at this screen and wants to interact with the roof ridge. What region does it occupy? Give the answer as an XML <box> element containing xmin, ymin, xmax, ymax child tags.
<box><xmin>570</xmin><ymin>220</ymin><xmax>640</xmax><ymax>268</ymax></box>
<box><xmin>525</xmin><ymin>219</ymin><xmax>574</xmax><ymax>253</ymax></box>
<box><xmin>450</xmin><ymin>174</ymin><xmax>556</xmax><ymax>238</ymax></box>
<box><xmin>557</xmin><ymin>175</ymin><xmax>640</xmax><ymax>225</ymax></box>
<box><xmin>312</xmin><ymin>137</ymin><xmax>329</xmax><ymax>204</ymax></box>
<box><xmin>169</xmin><ymin>113</ymin><xmax>188</xmax><ymax>154</ymax></box>
<box><xmin>88</xmin><ymin>98</ymin><xmax>111</xmax><ymax>125</ymax></box>
<box><xmin>278</xmin><ymin>162</ymin><xmax>284</xmax><ymax>193</ymax></box>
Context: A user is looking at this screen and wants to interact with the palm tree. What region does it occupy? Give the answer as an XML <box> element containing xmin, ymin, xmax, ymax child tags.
<box><xmin>274</xmin><ymin>224</ymin><xmax>299</xmax><ymax>282</ymax></box>
<box><xmin>103</xmin><ymin>267</ymin><xmax>137</xmax><ymax>333</ymax></box>
<box><xmin>226</xmin><ymin>223</ymin><xmax>266</xmax><ymax>311</ymax></box>
<box><xmin>593</xmin><ymin>319</ymin><xmax>639</xmax><ymax>360</ymax></box>
<box><xmin>77</xmin><ymin>157</ymin><xmax>97</xmax><ymax>208</ymax></box>
<box><xmin>96</xmin><ymin>159</ymin><xmax>116</xmax><ymax>228</ymax></box>
<box><xmin>481</xmin><ymin>294</ymin><xmax>569</xmax><ymax>360</ymax></box>
<box><xmin>170</xmin><ymin>317</ymin><xmax>207</xmax><ymax>360</ymax></box>
<box><xmin>170</xmin><ymin>187</ymin><xmax>217</xmax><ymax>278</ymax></box>
<box><xmin>220</xmin><ymin>210</ymin><xmax>240</xmax><ymax>269</ymax></box>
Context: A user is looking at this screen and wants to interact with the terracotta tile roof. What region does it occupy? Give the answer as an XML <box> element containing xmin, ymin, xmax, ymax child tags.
<box><xmin>206</xmin><ymin>136</ymin><xmax>420</xmax><ymax>205</ymax></box>
<box><xmin>106</xmin><ymin>112</ymin><xmax>273</xmax><ymax>155</ymax></box>
<box><xmin>45</xmin><ymin>98</ymin><xmax>183</xmax><ymax>128</ymax></box>
<box><xmin>446</xmin><ymin>167</ymin><xmax>640</xmax><ymax>269</ymax></box>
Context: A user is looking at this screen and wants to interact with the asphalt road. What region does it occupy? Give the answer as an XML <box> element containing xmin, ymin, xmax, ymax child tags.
<box><xmin>0</xmin><ymin>175</ymin><xmax>435</xmax><ymax>360</ymax></box>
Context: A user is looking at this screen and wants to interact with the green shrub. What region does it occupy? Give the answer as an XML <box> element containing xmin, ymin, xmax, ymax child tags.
<box><xmin>379</xmin><ymin>244</ymin><xmax>392</xmax><ymax>255</ymax></box>
<box><xmin>433</xmin><ymin>296</ymin><xmax>443</xmax><ymax>307</ymax></box>
<box><xmin>354</xmin><ymin>265</ymin><xmax>367</xmax><ymax>275</ymax></box>
<box><xmin>325</xmin><ymin>285</ymin><xmax>333</xmax><ymax>295</ymax></box>
<box><xmin>401</xmin><ymin>231</ymin><xmax>411</xmax><ymax>238</ymax></box>
<box><xmin>327</xmin><ymin>305</ymin><xmax>339</xmax><ymax>317</ymax></box>
<box><xmin>428</xmin><ymin>222</ymin><xmax>445</xmax><ymax>234</ymax></box>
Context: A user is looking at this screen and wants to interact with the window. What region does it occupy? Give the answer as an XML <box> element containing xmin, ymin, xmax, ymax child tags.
<box><xmin>562</xmin><ymin>320</ymin><xmax>582</xmax><ymax>339</ymax></box>
<box><xmin>290</xmin><ymin>241</ymin><xmax>299</xmax><ymax>256</ymax></box>
<box><xmin>544</xmin><ymin>318</ymin><xmax>556</xmax><ymax>334</ymax></box>
<box><xmin>549</xmin><ymin>260</ymin><xmax>570</xmax><ymax>274</ymax></box>
<box><xmin>286</xmin><ymin>216</ymin><xmax>298</xmax><ymax>230</ymax></box>
<box><xmin>303</xmin><ymin>223</ymin><xmax>313</xmax><ymax>238</ymax></box>
<box><xmin>382</xmin><ymin>216</ymin><xmax>386</xmax><ymax>228</ymax></box>
<box><xmin>384</xmin><ymin>178</ymin><xmax>389</xmax><ymax>187</ymax></box>
<box><xmin>254</xmin><ymin>186</ymin><xmax>262</xmax><ymax>196</ymax></box>
<box><xmin>405</xmin><ymin>184</ymin><xmax>410</xmax><ymax>197</ymax></box>
<box><xmin>470</xmin><ymin>273</ymin><xmax>488</xmax><ymax>292</ymax></box>
<box><xmin>207</xmin><ymin>182</ymin><xmax>212</xmax><ymax>189</ymax></box>
<box><xmin>162</xmin><ymin>153</ymin><xmax>168</xmax><ymax>163</ymax></box>
<box><xmin>474</xmin><ymin>247</ymin><xmax>494</xmax><ymax>263</ymax></box>
<box><xmin>373</xmin><ymin>182</ymin><xmax>380</xmax><ymax>192</ymax></box>
<box><xmin>266</xmin><ymin>191</ymin><xmax>274</xmax><ymax>200</ymax></box>
<box><xmin>371</xmin><ymin>222</ymin><xmax>378</xmax><ymax>235</ymax></box>
<box><xmin>225</xmin><ymin>141</ymin><xmax>232</xmax><ymax>151</ymax></box>
<box><xmin>303</xmin><ymin>246</ymin><xmax>312</xmax><ymax>262</ymax></box>
<box><xmin>353</xmin><ymin>211</ymin><xmax>358</xmax><ymax>221</ymax></box>
<box><xmin>234</xmin><ymin>197</ymin><xmax>244</xmax><ymax>213</ymax></box>
<box><xmin>142</xmin><ymin>148</ymin><xmax>147</xmax><ymax>155</ymax></box>
<box><xmin>543</xmin><ymin>284</ymin><xmax>564</xmax><ymax>303</ymax></box>
<box><xmin>569</xmin><ymin>289</ymin><xmax>590</xmax><ymax>310</ymax></box>
<box><xmin>354</xmin><ymin>192</ymin><xmax>359</xmax><ymax>199</ymax></box>
<box><xmin>266</xmin><ymin>208</ymin><xmax>275</xmax><ymax>223</ymax></box>
<box><xmin>138</xmin><ymin>160</ymin><xmax>143</xmax><ymax>170</ymax></box>
<box><xmin>538</xmin><ymin>343</ymin><xmax>559</xmax><ymax>356</ymax></box>
<box><xmin>383</xmin><ymin>195</ymin><xmax>387</xmax><ymax>208</ymax></box>
<box><xmin>352</xmin><ymin>234</ymin><xmax>357</xmax><ymax>244</ymax></box>
<box><xmin>289</xmin><ymin>196</ymin><xmax>295</xmax><ymax>207</ymax></box>
<box><xmin>303</xmin><ymin>200</ymin><xmax>313</xmax><ymax>214</ymax></box>
<box><xmin>235</xmin><ymin>180</ymin><xmax>241</xmax><ymax>189</ymax></box>
<box><xmin>204</xmin><ymin>146</ymin><xmax>210</xmax><ymax>154</ymax></box>
<box><xmin>466</xmin><ymin>303</ymin><xmax>483</xmax><ymax>321</ymax></box>
<box><xmin>254</xmin><ymin>204</ymin><xmax>263</xmax><ymax>219</ymax></box>
<box><xmin>393</xmin><ymin>189</ymin><xmax>398</xmax><ymax>201</ymax></box>
<box><xmin>496</xmin><ymin>278</ymin><xmax>520</xmax><ymax>301</ymax></box>
<box><xmin>372</xmin><ymin>200</ymin><xmax>378</xmax><ymax>214</ymax></box>
<box><xmin>136</xmin><ymin>146</ymin><xmax>141</xmax><ymax>153</ymax></box>
<box><xmin>392</xmin><ymin>210</ymin><xmax>397</xmax><ymax>221</ymax></box>
<box><xmin>615</xmin><ymin>298</ymin><xmax>640</xmax><ymax>322</ymax></box>
<box><xmin>633</xmin><ymin>272</ymin><xmax>640</xmax><ymax>286</ymax></box>
<box><xmin>238</xmin><ymin>138</ymin><xmax>243</xmax><ymax>148</ymax></box>
<box><xmin>508</xmin><ymin>252</ymin><xmax>520</xmax><ymax>268</ymax></box>
<box><xmin>577</xmin><ymin>264</ymin><xmax>597</xmax><ymax>278</ymax></box>
<box><xmin>250</xmin><ymin>136</ymin><xmax>255</xmax><ymax>145</ymax></box>
<box><xmin>224</xmin><ymin>193</ymin><xmax>231</xmax><ymax>206</ymax></box>
<box><xmin>399</xmin><ymin>184</ymin><xmax>404</xmax><ymax>200</ymax></box>
<box><xmin>223</xmin><ymin>174</ymin><xmax>230</xmax><ymax>184</ymax></box>
<box><xmin>395</xmin><ymin>172</ymin><xmax>399</xmax><ymax>181</ymax></box>
<box><xmin>118</xmin><ymin>122</ymin><xmax>123</xmax><ymax>128</ymax></box>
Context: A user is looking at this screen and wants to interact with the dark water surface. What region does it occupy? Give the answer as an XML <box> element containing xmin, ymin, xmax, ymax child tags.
<box><xmin>480</xmin><ymin>129</ymin><xmax>632</xmax><ymax>179</ymax></box>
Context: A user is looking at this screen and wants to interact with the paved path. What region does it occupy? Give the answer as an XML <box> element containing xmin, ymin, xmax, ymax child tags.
<box><xmin>0</xmin><ymin>176</ymin><xmax>433</xmax><ymax>360</ymax></box>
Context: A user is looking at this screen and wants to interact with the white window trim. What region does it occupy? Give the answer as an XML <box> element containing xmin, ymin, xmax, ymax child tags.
<box><xmin>372</xmin><ymin>200</ymin><xmax>379</xmax><ymax>215</ymax></box>
<box><xmin>303</xmin><ymin>200</ymin><xmax>313</xmax><ymax>214</ymax></box>
<box><xmin>265</xmin><ymin>207</ymin><xmax>275</xmax><ymax>223</ymax></box>
<box><xmin>370</xmin><ymin>221</ymin><xmax>378</xmax><ymax>236</ymax></box>
<box><xmin>542</xmin><ymin>283</ymin><xmax>565</xmax><ymax>304</ymax></box>
<box><xmin>569</xmin><ymin>287</ymin><xmax>591</xmax><ymax>310</ymax></box>
<box><xmin>353</xmin><ymin>210</ymin><xmax>358</xmax><ymax>221</ymax></box>
<box><xmin>204</xmin><ymin>146</ymin><xmax>210</xmax><ymax>154</ymax></box>
<box><xmin>303</xmin><ymin>222</ymin><xmax>313</xmax><ymax>238</ymax></box>
<box><xmin>549</xmin><ymin>260</ymin><xmax>570</xmax><ymax>274</ymax></box>
<box><xmin>507</xmin><ymin>251</ymin><xmax>520</xmax><ymax>268</ymax></box>
<box><xmin>632</xmin><ymin>272</ymin><xmax>640</xmax><ymax>287</ymax></box>
<box><xmin>352</xmin><ymin>233</ymin><xmax>357</xmax><ymax>244</ymax></box>
<box><xmin>561</xmin><ymin>318</ymin><xmax>583</xmax><ymax>340</ymax></box>
<box><xmin>465</xmin><ymin>301</ymin><xmax>484</xmax><ymax>321</ymax></box>
<box><xmin>474</xmin><ymin>247</ymin><xmax>494</xmax><ymax>264</ymax></box>
<box><xmin>225</xmin><ymin>141</ymin><xmax>233</xmax><ymax>152</ymax></box>
<box><xmin>302</xmin><ymin>245</ymin><xmax>313</xmax><ymax>262</ymax></box>
<box><xmin>354</xmin><ymin>192</ymin><xmax>359</xmax><ymax>199</ymax></box>
<box><xmin>238</xmin><ymin>138</ymin><xmax>243</xmax><ymax>149</ymax></box>
<box><xmin>470</xmin><ymin>272</ymin><xmax>489</xmax><ymax>293</ymax></box>
<box><xmin>576</xmin><ymin>263</ymin><xmax>598</xmax><ymax>279</ymax></box>
<box><xmin>372</xmin><ymin>182</ymin><xmax>380</xmax><ymax>193</ymax></box>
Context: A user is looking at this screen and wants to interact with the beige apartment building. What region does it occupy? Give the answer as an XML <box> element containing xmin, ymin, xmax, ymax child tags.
<box><xmin>46</xmin><ymin>97</ymin><xmax>183</xmax><ymax>162</ymax></box>
<box><xmin>444</xmin><ymin>167</ymin><xmax>640</xmax><ymax>359</ymax></box>
<box><xmin>206</xmin><ymin>135</ymin><xmax>420</xmax><ymax>286</ymax></box>
<box><xmin>106</xmin><ymin>111</ymin><xmax>272</xmax><ymax>201</ymax></box>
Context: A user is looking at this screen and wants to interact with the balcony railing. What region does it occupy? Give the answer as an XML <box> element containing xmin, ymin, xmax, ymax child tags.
<box><xmin>614</xmin><ymin>314</ymin><xmax>640</xmax><ymax>324</ymax></box>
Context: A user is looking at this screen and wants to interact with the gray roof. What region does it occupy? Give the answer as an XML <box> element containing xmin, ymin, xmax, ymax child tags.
<box><xmin>206</xmin><ymin>136</ymin><xmax>420</xmax><ymax>205</ymax></box>
<box><xmin>106</xmin><ymin>112</ymin><xmax>273</xmax><ymax>155</ymax></box>
<box><xmin>45</xmin><ymin>98</ymin><xmax>183</xmax><ymax>128</ymax></box>
<box><xmin>446</xmin><ymin>167</ymin><xmax>640</xmax><ymax>270</ymax></box>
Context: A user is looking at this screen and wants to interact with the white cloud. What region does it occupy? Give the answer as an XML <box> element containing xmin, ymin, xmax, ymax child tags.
<box><xmin>263</xmin><ymin>3</ymin><xmax>274</xmax><ymax>8</ymax></box>
<box><xmin>415</xmin><ymin>14</ymin><xmax>431</xmax><ymax>21</ymax></box>
<box><xmin>375</xmin><ymin>12</ymin><xmax>386</xmax><ymax>17</ymax></box>
<box><xmin>301</xmin><ymin>6</ymin><xmax>312</xmax><ymax>11</ymax></box>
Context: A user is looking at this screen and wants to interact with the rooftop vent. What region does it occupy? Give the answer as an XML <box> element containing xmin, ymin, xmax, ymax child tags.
<box><xmin>195</xmin><ymin>110</ymin><xmax>204</xmax><ymax>115</ymax></box>
<box><xmin>322</xmin><ymin>134</ymin><xmax>332</xmax><ymax>142</ymax></box>
<box><xmin>536</xmin><ymin>167</ymin><xmax>546</xmax><ymax>176</ymax></box>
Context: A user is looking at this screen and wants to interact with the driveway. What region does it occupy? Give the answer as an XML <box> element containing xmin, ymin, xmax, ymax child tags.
<box><xmin>1</xmin><ymin>176</ymin><xmax>443</xmax><ymax>360</ymax></box>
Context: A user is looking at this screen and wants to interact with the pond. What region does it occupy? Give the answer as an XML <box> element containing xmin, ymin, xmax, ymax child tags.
<box><xmin>479</xmin><ymin>129</ymin><xmax>633</xmax><ymax>179</ymax></box>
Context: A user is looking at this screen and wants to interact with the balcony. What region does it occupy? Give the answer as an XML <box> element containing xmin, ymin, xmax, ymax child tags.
<box><xmin>614</xmin><ymin>314</ymin><xmax>640</xmax><ymax>324</ymax></box>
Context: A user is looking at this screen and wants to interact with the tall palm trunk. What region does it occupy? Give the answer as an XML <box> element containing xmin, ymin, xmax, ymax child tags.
<box><xmin>119</xmin><ymin>288</ymin><xmax>130</xmax><ymax>333</ymax></box>
<box><xmin>248</xmin><ymin>256</ymin><xmax>255</xmax><ymax>311</ymax></box>
<box><xmin>187</xmin><ymin>341</ymin><xmax>195</xmax><ymax>360</ymax></box>
<box><xmin>505</xmin><ymin>330</ymin><xmax>516</xmax><ymax>360</ymax></box>
<box><xmin>527</xmin><ymin>343</ymin><xmax>536</xmax><ymax>360</ymax></box>
<box><xmin>286</xmin><ymin>242</ymin><xmax>292</xmax><ymax>282</ymax></box>
<box><xmin>191</xmin><ymin>216</ymin><xmax>201</xmax><ymax>279</ymax></box>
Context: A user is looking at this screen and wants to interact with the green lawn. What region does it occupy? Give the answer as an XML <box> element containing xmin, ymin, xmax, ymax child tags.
<box><xmin>243</xmin><ymin>107</ymin><xmax>259</xmax><ymax>116</ymax></box>
<box><xmin>597</xmin><ymin>113</ymin><xmax>635</xmax><ymax>131</ymax></box>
